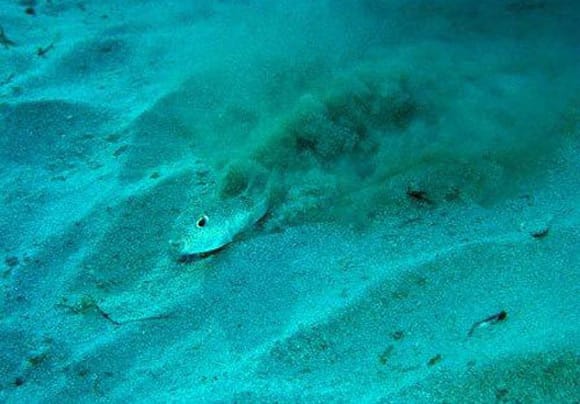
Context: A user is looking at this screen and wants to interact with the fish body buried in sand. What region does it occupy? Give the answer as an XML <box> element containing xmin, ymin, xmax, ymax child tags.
<box><xmin>170</xmin><ymin>194</ymin><xmax>270</xmax><ymax>262</ymax></box>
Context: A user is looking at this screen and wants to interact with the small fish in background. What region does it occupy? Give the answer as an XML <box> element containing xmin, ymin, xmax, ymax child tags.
<box><xmin>468</xmin><ymin>310</ymin><xmax>508</xmax><ymax>337</ymax></box>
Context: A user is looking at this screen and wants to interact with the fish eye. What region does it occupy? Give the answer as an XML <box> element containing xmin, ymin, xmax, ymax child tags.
<box><xmin>196</xmin><ymin>215</ymin><xmax>209</xmax><ymax>228</ymax></box>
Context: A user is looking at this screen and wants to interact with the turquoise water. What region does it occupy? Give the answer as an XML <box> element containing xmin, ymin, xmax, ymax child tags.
<box><xmin>0</xmin><ymin>1</ymin><xmax>578</xmax><ymax>402</ymax></box>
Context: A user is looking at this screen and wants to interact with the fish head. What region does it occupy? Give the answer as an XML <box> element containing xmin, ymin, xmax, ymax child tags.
<box><xmin>169</xmin><ymin>209</ymin><xmax>236</xmax><ymax>261</ymax></box>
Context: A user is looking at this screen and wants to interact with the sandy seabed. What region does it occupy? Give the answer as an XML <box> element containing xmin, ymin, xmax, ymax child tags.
<box><xmin>1</xmin><ymin>1</ymin><xmax>579</xmax><ymax>402</ymax></box>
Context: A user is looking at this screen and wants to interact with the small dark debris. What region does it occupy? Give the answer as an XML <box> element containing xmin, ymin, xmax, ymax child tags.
<box><xmin>112</xmin><ymin>144</ymin><xmax>129</xmax><ymax>157</ymax></box>
<box><xmin>37</xmin><ymin>43</ymin><xmax>55</xmax><ymax>57</ymax></box>
<box><xmin>98</xmin><ymin>42</ymin><xmax>114</xmax><ymax>54</ymax></box>
<box><xmin>444</xmin><ymin>187</ymin><xmax>461</xmax><ymax>202</ymax></box>
<box><xmin>406</xmin><ymin>188</ymin><xmax>434</xmax><ymax>205</ymax></box>
<box><xmin>295</xmin><ymin>136</ymin><xmax>317</xmax><ymax>152</ymax></box>
<box><xmin>5</xmin><ymin>255</ymin><xmax>19</xmax><ymax>268</ymax></box>
<box><xmin>391</xmin><ymin>330</ymin><xmax>405</xmax><ymax>340</ymax></box>
<box><xmin>95</xmin><ymin>305</ymin><xmax>122</xmax><ymax>325</ymax></box>
<box><xmin>105</xmin><ymin>134</ymin><xmax>121</xmax><ymax>143</ymax></box>
<box><xmin>495</xmin><ymin>387</ymin><xmax>510</xmax><ymax>401</ymax></box>
<box><xmin>76</xmin><ymin>367</ymin><xmax>90</xmax><ymax>378</ymax></box>
<box><xmin>57</xmin><ymin>295</ymin><xmax>97</xmax><ymax>315</ymax></box>
<box><xmin>0</xmin><ymin>73</ymin><xmax>15</xmax><ymax>87</ymax></box>
<box><xmin>25</xmin><ymin>7</ymin><xmax>36</xmax><ymax>15</ymax></box>
<box><xmin>427</xmin><ymin>354</ymin><xmax>442</xmax><ymax>367</ymax></box>
<box><xmin>0</xmin><ymin>26</ymin><xmax>16</xmax><ymax>49</ymax></box>
<box><xmin>14</xmin><ymin>376</ymin><xmax>25</xmax><ymax>387</ymax></box>
<box><xmin>531</xmin><ymin>227</ymin><xmax>549</xmax><ymax>239</ymax></box>
<box><xmin>414</xmin><ymin>276</ymin><xmax>428</xmax><ymax>287</ymax></box>
<box><xmin>378</xmin><ymin>345</ymin><xmax>394</xmax><ymax>365</ymax></box>
<box><xmin>27</xmin><ymin>352</ymin><xmax>48</xmax><ymax>366</ymax></box>
<box><xmin>149</xmin><ymin>172</ymin><xmax>161</xmax><ymax>179</ymax></box>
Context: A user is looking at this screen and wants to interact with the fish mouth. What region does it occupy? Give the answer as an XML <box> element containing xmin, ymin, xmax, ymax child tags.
<box><xmin>174</xmin><ymin>245</ymin><xmax>228</xmax><ymax>263</ymax></box>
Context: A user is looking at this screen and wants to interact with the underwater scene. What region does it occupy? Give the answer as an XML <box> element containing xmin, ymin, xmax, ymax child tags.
<box><xmin>0</xmin><ymin>0</ymin><xmax>579</xmax><ymax>402</ymax></box>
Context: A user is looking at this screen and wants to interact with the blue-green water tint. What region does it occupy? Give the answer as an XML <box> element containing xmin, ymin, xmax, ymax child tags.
<box><xmin>0</xmin><ymin>0</ymin><xmax>578</xmax><ymax>402</ymax></box>
<box><xmin>155</xmin><ymin>0</ymin><xmax>579</xmax><ymax>227</ymax></box>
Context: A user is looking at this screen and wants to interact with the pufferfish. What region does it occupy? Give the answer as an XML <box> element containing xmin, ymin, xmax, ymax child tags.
<box><xmin>169</xmin><ymin>189</ymin><xmax>270</xmax><ymax>262</ymax></box>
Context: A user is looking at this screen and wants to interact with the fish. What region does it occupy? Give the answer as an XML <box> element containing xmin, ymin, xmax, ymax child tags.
<box><xmin>170</xmin><ymin>191</ymin><xmax>270</xmax><ymax>261</ymax></box>
<box><xmin>467</xmin><ymin>310</ymin><xmax>508</xmax><ymax>337</ymax></box>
